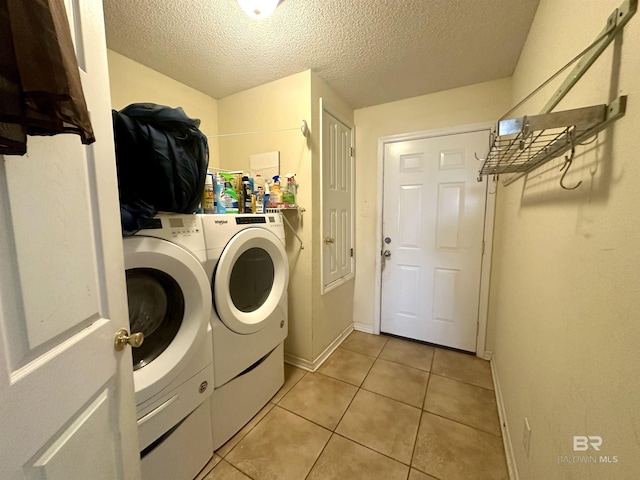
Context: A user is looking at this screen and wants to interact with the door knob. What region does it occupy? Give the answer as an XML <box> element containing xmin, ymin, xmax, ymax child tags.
<box><xmin>324</xmin><ymin>237</ymin><xmax>335</xmax><ymax>244</ymax></box>
<box><xmin>114</xmin><ymin>329</ymin><xmax>145</xmax><ymax>351</ymax></box>
<box><xmin>383</xmin><ymin>250</ymin><xmax>391</xmax><ymax>258</ymax></box>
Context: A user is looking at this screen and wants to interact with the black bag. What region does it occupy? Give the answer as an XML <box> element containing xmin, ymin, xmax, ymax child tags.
<box><xmin>112</xmin><ymin>103</ymin><xmax>209</xmax><ymax>235</ymax></box>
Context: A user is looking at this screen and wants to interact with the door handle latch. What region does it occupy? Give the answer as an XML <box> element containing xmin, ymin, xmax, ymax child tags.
<box><xmin>114</xmin><ymin>329</ymin><xmax>144</xmax><ymax>351</ymax></box>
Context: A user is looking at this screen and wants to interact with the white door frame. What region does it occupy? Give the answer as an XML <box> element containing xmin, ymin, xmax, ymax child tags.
<box><xmin>373</xmin><ymin>122</ymin><xmax>496</xmax><ymax>359</ymax></box>
<box><xmin>319</xmin><ymin>97</ymin><xmax>355</xmax><ymax>294</ymax></box>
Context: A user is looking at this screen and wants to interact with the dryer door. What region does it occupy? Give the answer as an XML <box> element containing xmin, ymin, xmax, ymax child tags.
<box><xmin>124</xmin><ymin>236</ymin><xmax>211</xmax><ymax>404</ymax></box>
<box><xmin>213</xmin><ymin>228</ymin><xmax>288</xmax><ymax>334</ymax></box>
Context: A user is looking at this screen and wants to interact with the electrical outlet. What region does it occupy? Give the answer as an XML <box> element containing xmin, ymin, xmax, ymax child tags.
<box><xmin>522</xmin><ymin>417</ymin><xmax>532</xmax><ymax>457</ymax></box>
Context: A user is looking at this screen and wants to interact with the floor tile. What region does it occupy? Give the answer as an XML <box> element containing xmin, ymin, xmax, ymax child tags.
<box><xmin>340</xmin><ymin>330</ymin><xmax>388</xmax><ymax>357</ymax></box>
<box><xmin>336</xmin><ymin>389</ymin><xmax>421</xmax><ymax>464</ymax></box>
<box><xmin>225</xmin><ymin>406</ymin><xmax>331</xmax><ymax>480</ymax></box>
<box><xmin>279</xmin><ymin>372</ymin><xmax>357</xmax><ymax>429</ymax></box>
<box><xmin>202</xmin><ymin>460</ymin><xmax>252</xmax><ymax>480</ymax></box>
<box><xmin>412</xmin><ymin>412</ymin><xmax>508</xmax><ymax>480</ymax></box>
<box><xmin>408</xmin><ymin>468</ymin><xmax>439</xmax><ymax>480</ymax></box>
<box><xmin>271</xmin><ymin>363</ymin><xmax>307</xmax><ymax>403</ymax></box>
<box><xmin>317</xmin><ymin>347</ymin><xmax>375</xmax><ymax>386</ymax></box>
<box><xmin>424</xmin><ymin>374</ymin><xmax>501</xmax><ymax>436</ymax></box>
<box><xmin>362</xmin><ymin>358</ymin><xmax>429</xmax><ymax>407</ymax></box>
<box><xmin>379</xmin><ymin>337</ymin><xmax>435</xmax><ymax>371</ymax></box>
<box><xmin>215</xmin><ymin>403</ymin><xmax>275</xmax><ymax>457</ymax></box>
<box><xmin>431</xmin><ymin>348</ymin><xmax>494</xmax><ymax>390</ymax></box>
<box><xmin>194</xmin><ymin>454</ymin><xmax>222</xmax><ymax>480</ymax></box>
<box><xmin>307</xmin><ymin>434</ymin><xmax>409</xmax><ymax>480</ymax></box>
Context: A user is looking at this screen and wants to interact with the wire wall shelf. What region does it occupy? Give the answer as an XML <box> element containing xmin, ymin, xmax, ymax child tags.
<box><xmin>478</xmin><ymin>96</ymin><xmax>627</xmax><ymax>186</ymax></box>
<box><xmin>477</xmin><ymin>0</ymin><xmax>635</xmax><ymax>188</ymax></box>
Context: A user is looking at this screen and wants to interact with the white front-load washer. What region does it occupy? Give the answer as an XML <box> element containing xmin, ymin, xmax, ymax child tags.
<box><xmin>123</xmin><ymin>213</ymin><xmax>214</xmax><ymax>480</ymax></box>
<box><xmin>200</xmin><ymin>213</ymin><xmax>288</xmax><ymax>449</ymax></box>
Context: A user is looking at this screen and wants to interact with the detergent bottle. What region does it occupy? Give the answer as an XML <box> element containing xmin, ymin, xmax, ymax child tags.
<box><xmin>202</xmin><ymin>172</ymin><xmax>215</xmax><ymax>213</ymax></box>
<box><xmin>255</xmin><ymin>186</ymin><xmax>265</xmax><ymax>213</ymax></box>
<box><xmin>241</xmin><ymin>176</ymin><xmax>253</xmax><ymax>213</ymax></box>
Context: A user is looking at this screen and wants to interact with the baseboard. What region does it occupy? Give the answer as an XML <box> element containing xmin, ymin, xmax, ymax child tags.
<box><xmin>284</xmin><ymin>324</ymin><xmax>354</xmax><ymax>372</ymax></box>
<box><xmin>353</xmin><ymin>322</ymin><xmax>374</xmax><ymax>334</ymax></box>
<box><xmin>491</xmin><ymin>354</ymin><xmax>519</xmax><ymax>480</ymax></box>
<box><xmin>483</xmin><ymin>350</ymin><xmax>493</xmax><ymax>361</ymax></box>
<box><xmin>283</xmin><ymin>353</ymin><xmax>314</xmax><ymax>372</ymax></box>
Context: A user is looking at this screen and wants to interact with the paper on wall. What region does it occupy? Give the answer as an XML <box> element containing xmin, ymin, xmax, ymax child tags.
<box><xmin>250</xmin><ymin>151</ymin><xmax>280</xmax><ymax>188</ymax></box>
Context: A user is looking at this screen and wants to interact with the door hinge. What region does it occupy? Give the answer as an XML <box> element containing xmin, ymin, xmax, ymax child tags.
<box><xmin>349</xmin><ymin>147</ymin><xmax>354</xmax><ymax>157</ymax></box>
<box><xmin>350</xmin><ymin>248</ymin><xmax>354</xmax><ymax>257</ymax></box>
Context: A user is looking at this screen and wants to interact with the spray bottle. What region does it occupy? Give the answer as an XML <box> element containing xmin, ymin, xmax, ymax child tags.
<box><xmin>214</xmin><ymin>173</ymin><xmax>226</xmax><ymax>213</ymax></box>
<box><xmin>270</xmin><ymin>175</ymin><xmax>283</xmax><ymax>208</ymax></box>
<box><xmin>283</xmin><ymin>173</ymin><xmax>296</xmax><ymax>207</ymax></box>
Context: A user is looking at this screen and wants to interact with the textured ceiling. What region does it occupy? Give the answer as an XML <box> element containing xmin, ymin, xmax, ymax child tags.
<box><xmin>103</xmin><ymin>0</ymin><xmax>540</xmax><ymax>109</ymax></box>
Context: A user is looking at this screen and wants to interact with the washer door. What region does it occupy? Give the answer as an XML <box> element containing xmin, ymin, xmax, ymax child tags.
<box><xmin>213</xmin><ymin>228</ymin><xmax>288</xmax><ymax>334</ymax></box>
<box><xmin>124</xmin><ymin>236</ymin><xmax>211</xmax><ymax>404</ymax></box>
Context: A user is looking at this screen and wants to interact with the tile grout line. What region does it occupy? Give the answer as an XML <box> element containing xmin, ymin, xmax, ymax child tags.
<box><xmin>304</xmin><ymin>337</ymin><xmax>388</xmax><ymax>479</ymax></box>
<box><xmin>427</xmin><ymin>370</ymin><xmax>495</xmax><ymax>391</ymax></box>
<box><xmin>216</xmin><ymin>368</ymin><xmax>309</xmax><ymax>461</ymax></box>
<box><xmin>421</xmin><ymin>409</ymin><xmax>504</xmax><ymax>439</ymax></box>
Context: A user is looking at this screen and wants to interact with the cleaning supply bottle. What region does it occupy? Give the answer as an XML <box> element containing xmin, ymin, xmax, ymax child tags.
<box><xmin>214</xmin><ymin>173</ymin><xmax>226</xmax><ymax>213</ymax></box>
<box><xmin>202</xmin><ymin>172</ymin><xmax>215</xmax><ymax>213</ymax></box>
<box><xmin>263</xmin><ymin>181</ymin><xmax>270</xmax><ymax>211</ymax></box>
<box><xmin>283</xmin><ymin>173</ymin><xmax>296</xmax><ymax>207</ymax></box>
<box><xmin>269</xmin><ymin>175</ymin><xmax>283</xmax><ymax>208</ymax></box>
<box><xmin>224</xmin><ymin>183</ymin><xmax>239</xmax><ymax>214</ymax></box>
<box><xmin>219</xmin><ymin>173</ymin><xmax>238</xmax><ymax>214</ymax></box>
<box><xmin>255</xmin><ymin>186</ymin><xmax>265</xmax><ymax>214</ymax></box>
<box><xmin>241</xmin><ymin>176</ymin><xmax>253</xmax><ymax>213</ymax></box>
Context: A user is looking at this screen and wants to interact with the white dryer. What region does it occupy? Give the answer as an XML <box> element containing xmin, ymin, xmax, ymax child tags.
<box><xmin>200</xmin><ymin>213</ymin><xmax>288</xmax><ymax>449</ymax></box>
<box><xmin>123</xmin><ymin>213</ymin><xmax>214</xmax><ymax>480</ymax></box>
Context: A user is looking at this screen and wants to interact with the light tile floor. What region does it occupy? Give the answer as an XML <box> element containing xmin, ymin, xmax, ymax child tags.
<box><xmin>196</xmin><ymin>331</ymin><xmax>508</xmax><ymax>480</ymax></box>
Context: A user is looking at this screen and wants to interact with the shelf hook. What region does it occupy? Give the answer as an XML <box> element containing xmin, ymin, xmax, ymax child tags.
<box><xmin>559</xmin><ymin>131</ymin><xmax>582</xmax><ymax>190</ymax></box>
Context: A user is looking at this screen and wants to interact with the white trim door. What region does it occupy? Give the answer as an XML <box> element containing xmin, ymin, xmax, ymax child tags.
<box><xmin>0</xmin><ymin>1</ymin><xmax>140</xmax><ymax>478</ymax></box>
<box><xmin>321</xmin><ymin>106</ymin><xmax>354</xmax><ymax>293</ymax></box>
<box><xmin>379</xmin><ymin>127</ymin><xmax>493</xmax><ymax>353</ymax></box>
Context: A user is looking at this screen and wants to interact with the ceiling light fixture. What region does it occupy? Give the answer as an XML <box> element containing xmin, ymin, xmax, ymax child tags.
<box><xmin>237</xmin><ymin>0</ymin><xmax>279</xmax><ymax>19</ymax></box>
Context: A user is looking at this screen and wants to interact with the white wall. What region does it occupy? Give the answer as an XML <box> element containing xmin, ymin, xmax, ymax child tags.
<box><xmin>310</xmin><ymin>72</ymin><xmax>355</xmax><ymax>359</ymax></box>
<box><xmin>107</xmin><ymin>50</ymin><xmax>219</xmax><ymax>162</ymax></box>
<box><xmin>352</xmin><ymin>78</ymin><xmax>512</xmax><ymax>337</ymax></box>
<box><xmin>490</xmin><ymin>1</ymin><xmax>640</xmax><ymax>478</ymax></box>
<box><xmin>217</xmin><ymin>71</ymin><xmax>315</xmax><ymax>363</ymax></box>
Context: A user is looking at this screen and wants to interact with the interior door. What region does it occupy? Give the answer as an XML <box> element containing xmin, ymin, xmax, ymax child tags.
<box><xmin>321</xmin><ymin>108</ymin><xmax>353</xmax><ymax>292</ymax></box>
<box><xmin>0</xmin><ymin>1</ymin><xmax>141</xmax><ymax>479</ymax></box>
<box><xmin>380</xmin><ymin>130</ymin><xmax>489</xmax><ymax>352</ymax></box>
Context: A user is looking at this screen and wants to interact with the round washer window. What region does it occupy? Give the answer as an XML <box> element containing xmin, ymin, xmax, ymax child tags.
<box><xmin>229</xmin><ymin>247</ymin><xmax>274</xmax><ymax>312</ymax></box>
<box><xmin>126</xmin><ymin>268</ymin><xmax>184</xmax><ymax>370</ymax></box>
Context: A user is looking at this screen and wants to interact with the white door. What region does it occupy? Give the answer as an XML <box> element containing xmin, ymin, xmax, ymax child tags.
<box><xmin>0</xmin><ymin>1</ymin><xmax>141</xmax><ymax>479</ymax></box>
<box><xmin>380</xmin><ymin>130</ymin><xmax>489</xmax><ymax>352</ymax></box>
<box><xmin>321</xmin><ymin>109</ymin><xmax>353</xmax><ymax>292</ymax></box>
